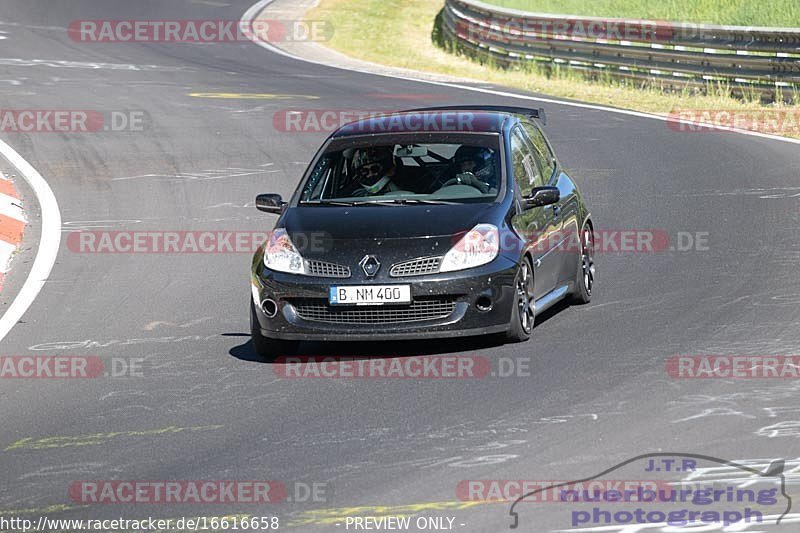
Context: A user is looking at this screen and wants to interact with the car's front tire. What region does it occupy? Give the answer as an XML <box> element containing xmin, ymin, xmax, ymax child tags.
<box><xmin>250</xmin><ymin>300</ymin><xmax>298</xmax><ymax>361</ymax></box>
<box><xmin>505</xmin><ymin>256</ymin><xmax>535</xmax><ymax>343</ymax></box>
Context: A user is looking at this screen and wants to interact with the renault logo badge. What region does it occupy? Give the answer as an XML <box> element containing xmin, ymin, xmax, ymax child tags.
<box><xmin>360</xmin><ymin>255</ymin><xmax>381</xmax><ymax>277</ymax></box>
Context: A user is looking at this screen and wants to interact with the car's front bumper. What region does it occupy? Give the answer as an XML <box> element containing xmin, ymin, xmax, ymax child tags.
<box><xmin>251</xmin><ymin>257</ymin><xmax>519</xmax><ymax>341</ymax></box>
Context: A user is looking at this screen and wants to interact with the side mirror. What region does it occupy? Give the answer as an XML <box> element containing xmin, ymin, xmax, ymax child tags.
<box><xmin>524</xmin><ymin>186</ymin><xmax>560</xmax><ymax>209</ymax></box>
<box><xmin>256</xmin><ymin>194</ymin><xmax>285</xmax><ymax>214</ymax></box>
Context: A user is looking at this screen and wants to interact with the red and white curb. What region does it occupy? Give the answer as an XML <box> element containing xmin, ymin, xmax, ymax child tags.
<box><xmin>0</xmin><ymin>138</ymin><xmax>60</xmax><ymax>343</ymax></box>
<box><xmin>0</xmin><ymin>175</ymin><xmax>25</xmax><ymax>292</ymax></box>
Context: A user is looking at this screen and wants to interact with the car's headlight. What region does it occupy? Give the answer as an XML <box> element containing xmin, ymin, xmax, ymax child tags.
<box><xmin>263</xmin><ymin>228</ymin><xmax>308</xmax><ymax>275</ymax></box>
<box><xmin>440</xmin><ymin>224</ymin><xmax>499</xmax><ymax>272</ymax></box>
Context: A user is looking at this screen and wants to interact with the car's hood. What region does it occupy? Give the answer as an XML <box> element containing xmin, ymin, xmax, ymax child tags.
<box><xmin>281</xmin><ymin>204</ymin><xmax>498</xmax><ymax>241</ymax></box>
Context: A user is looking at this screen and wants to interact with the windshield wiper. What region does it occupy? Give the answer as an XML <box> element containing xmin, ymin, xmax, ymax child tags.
<box><xmin>300</xmin><ymin>200</ymin><xmax>362</xmax><ymax>206</ymax></box>
<box><xmin>362</xmin><ymin>198</ymin><xmax>462</xmax><ymax>206</ymax></box>
<box><xmin>302</xmin><ymin>200</ymin><xmax>405</xmax><ymax>207</ymax></box>
<box><xmin>302</xmin><ymin>198</ymin><xmax>463</xmax><ymax>207</ymax></box>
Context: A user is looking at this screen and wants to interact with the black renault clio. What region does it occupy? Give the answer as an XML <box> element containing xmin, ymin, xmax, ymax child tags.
<box><xmin>250</xmin><ymin>106</ymin><xmax>594</xmax><ymax>357</ymax></box>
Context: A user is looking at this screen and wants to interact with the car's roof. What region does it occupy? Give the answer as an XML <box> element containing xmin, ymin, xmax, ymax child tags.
<box><xmin>331</xmin><ymin>110</ymin><xmax>516</xmax><ymax>137</ymax></box>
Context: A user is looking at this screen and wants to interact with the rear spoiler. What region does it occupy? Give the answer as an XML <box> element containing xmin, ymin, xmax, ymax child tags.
<box><xmin>401</xmin><ymin>105</ymin><xmax>547</xmax><ymax>126</ymax></box>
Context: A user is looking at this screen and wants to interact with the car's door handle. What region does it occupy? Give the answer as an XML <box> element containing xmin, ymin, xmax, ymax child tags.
<box><xmin>552</xmin><ymin>205</ymin><xmax>561</xmax><ymax>218</ymax></box>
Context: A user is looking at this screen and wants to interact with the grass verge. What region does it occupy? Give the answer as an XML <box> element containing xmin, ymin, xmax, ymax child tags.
<box><xmin>483</xmin><ymin>0</ymin><xmax>800</xmax><ymax>27</ymax></box>
<box><xmin>307</xmin><ymin>0</ymin><xmax>800</xmax><ymax>138</ymax></box>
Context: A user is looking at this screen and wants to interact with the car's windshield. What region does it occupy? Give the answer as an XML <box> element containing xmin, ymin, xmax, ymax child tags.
<box><xmin>298</xmin><ymin>133</ymin><xmax>502</xmax><ymax>205</ymax></box>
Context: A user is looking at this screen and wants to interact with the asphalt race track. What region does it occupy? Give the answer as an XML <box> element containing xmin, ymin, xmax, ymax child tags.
<box><xmin>1</xmin><ymin>0</ymin><xmax>800</xmax><ymax>531</ymax></box>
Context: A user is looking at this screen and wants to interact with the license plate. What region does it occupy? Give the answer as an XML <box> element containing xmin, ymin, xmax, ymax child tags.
<box><xmin>329</xmin><ymin>285</ymin><xmax>412</xmax><ymax>306</ymax></box>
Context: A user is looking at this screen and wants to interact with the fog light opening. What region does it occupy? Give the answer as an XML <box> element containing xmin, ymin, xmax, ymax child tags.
<box><xmin>261</xmin><ymin>298</ymin><xmax>278</xmax><ymax>318</ymax></box>
<box><xmin>476</xmin><ymin>296</ymin><xmax>493</xmax><ymax>312</ymax></box>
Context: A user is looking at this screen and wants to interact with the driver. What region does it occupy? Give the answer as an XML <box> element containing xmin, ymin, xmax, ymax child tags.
<box><xmin>447</xmin><ymin>146</ymin><xmax>495</xmax><ymax>192</ymax></box>
<box><xmin>351</xmin><ymin>147</ymin><xmax>400</xmax><ymax>197</ymax></box>
<box><xmin>454</xmin><ymin>145</ymin><xmax>484</xmax><ymax>174</ymax></box>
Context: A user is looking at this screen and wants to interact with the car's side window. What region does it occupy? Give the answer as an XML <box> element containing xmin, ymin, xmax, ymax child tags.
<box><xmin>521</xmin><ymin>121</ymin><xmax>556</xmax><ymax>182</ymax></box>
<box><xmin>510</xmin><ymin>127</ymin><xmax>543</xmax><ymax>197</ymax></box>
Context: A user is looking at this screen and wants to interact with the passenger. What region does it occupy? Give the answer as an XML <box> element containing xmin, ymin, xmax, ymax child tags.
<box><xmin>351</xmin><ymin>147</ymin><xmax>401</xmax><ymax>197</ymax></box>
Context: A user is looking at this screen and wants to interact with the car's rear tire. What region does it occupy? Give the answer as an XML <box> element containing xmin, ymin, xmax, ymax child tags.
<box><xmin>570</xmin><ymin>223</ymin><xmax>595</xmax><ymax>304</ymax></box>
<box><xmin>250</xmin><ymin>300</ymin><xmax>298</xmax><ymax>361</ymax></box>
<box><xmin>505</xmin><ymin>256</ymin><xmax>535</xmax><ymax>343</ymax></box>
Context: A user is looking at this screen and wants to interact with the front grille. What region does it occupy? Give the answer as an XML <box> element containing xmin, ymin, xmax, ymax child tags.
<box><xmin>306</xmin><ymin>260</ymin><xmax>351</xmax><ymax>278</ymax></box>
<box><xmin>390</xmin><ymin>256</ymin><xmax>443</xmax><ymax>277</ymax></box>
<box><xmin>290</xmin><ymin>297</ymin><xmax>457</xmax><ymax>324</ymax></box>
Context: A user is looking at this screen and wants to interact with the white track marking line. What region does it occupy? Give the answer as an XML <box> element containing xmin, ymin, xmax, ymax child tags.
<box><xmin>0</xmin><ymin>57</ymin><xmax>191</xmax><ymax>71</ymax></box>
<box><xmin>240</xmin><ymin>0</ymin><xmax>800</xmax><ymax>147</ymax></box>
<box><xmin>0</xmin><ymin>138</ymin><xmax>61</xmax><ymax>342</ymax></box>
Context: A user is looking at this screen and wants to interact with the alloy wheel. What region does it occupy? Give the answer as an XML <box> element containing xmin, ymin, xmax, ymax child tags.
<box><xmin>516</xmin><ymin>260</ymin><xmax>535</xmax><ymax>334</ymax></box>
<box><xmin>581</xmin><ymin>228</ymin><xmax>595</xmax><ymax>296</ymax></box>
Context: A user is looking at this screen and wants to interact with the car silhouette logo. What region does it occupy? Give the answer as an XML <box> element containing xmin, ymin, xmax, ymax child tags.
<box><xmin>360</xmin><ymin>255</ymin><xmax>381</xmax><ymax>277</ymax></box>
<box><xmin>508</xmin><ymin>452</ymin><xmax>792</xmax><ymax>529</ymax></box>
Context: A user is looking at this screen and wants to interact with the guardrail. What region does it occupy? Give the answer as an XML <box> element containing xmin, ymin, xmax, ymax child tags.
<box><xmin>440</xmin><ymin>0</ymin><xmax>800</xmax><ymax>100</ymax></box>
